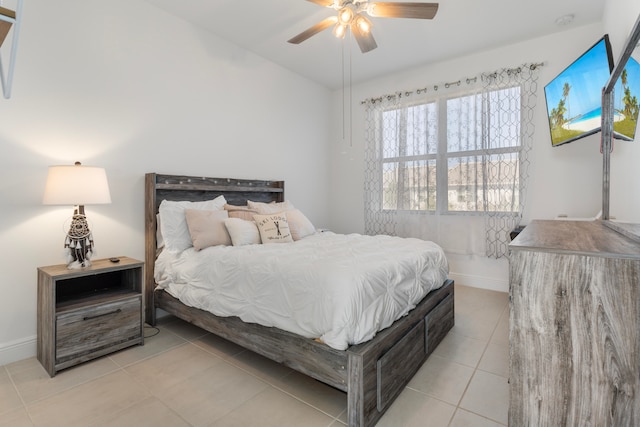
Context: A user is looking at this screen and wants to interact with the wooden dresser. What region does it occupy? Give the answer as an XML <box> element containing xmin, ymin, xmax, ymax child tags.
<box><xmin>509</xmin><ymin>220</ymin><xmax>640</xmax><ymax>425</ymax></box>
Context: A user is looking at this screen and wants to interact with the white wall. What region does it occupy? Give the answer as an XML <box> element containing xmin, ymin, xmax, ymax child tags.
<box><xmin>604</xmin><ymin>0</ymin><xmax>640</xmax><ymax>222</ymax></box>
<box><xmin>0</xmin><ymin>0</ymin><xmax>332</xmax><ymax>364</ymax></box>
<box><xmin>327</xmin><ymin>22</ymin><xmax>611</xmax><ymax>292</ymax></box>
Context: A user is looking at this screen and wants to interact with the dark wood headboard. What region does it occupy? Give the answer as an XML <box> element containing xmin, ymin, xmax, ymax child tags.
<box><xmin>144</xmin><ymin>173</ymin><xmax>285</xmax><ymax>323</ymax></box>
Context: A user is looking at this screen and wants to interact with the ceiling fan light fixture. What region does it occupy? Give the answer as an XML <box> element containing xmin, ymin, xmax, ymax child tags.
<box><xmin>333</xmin><ymin>22</ymin><xmax>348</xmax><ymax>39</ymax></box>
<box><xmin>354</xmin><ymin>15</ymin><xmax>372</xmax><ymax>33</ymax></box>
<box><xmin>338</xmin><ymin>6</ymin><xmax>354</xmax><ymax>25</ymax></box>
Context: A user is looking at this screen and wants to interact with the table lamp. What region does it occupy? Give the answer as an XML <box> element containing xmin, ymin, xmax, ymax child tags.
<box><xmin>43</xmin><ymin>162</ymin><xmax>111</xmax><ymax>269</ymax></box>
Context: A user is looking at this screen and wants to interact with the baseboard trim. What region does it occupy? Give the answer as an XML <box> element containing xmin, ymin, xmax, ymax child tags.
<box><xmin>448</xmin><ymin>271</ymin><xmax>508</xmax><ymax>293</ymax></box>
<box><xmin>0</xmin><ymin>335</ymin><xmax>36</xmax><ymax>366</ymax></box>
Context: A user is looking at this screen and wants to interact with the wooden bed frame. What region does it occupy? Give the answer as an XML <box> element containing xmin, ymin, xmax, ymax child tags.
<box><xmin>144</xmin><ymin>173</ymin><xmax>454</xmax><ymax>427</ymax></box>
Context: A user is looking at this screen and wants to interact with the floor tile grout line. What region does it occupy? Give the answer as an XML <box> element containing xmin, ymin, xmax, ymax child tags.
<box><xmin>3</xmin><ymin>325</ymin><xmax>190</xmax><ymax>426</ymax></box>
<box><xmin>3</xmin><ymin>363</ymin><xmax>36</xmax><ymax>425</ymax></box>
<box><xmin>108</xmin><ymin>340</ymin><xmax>190</xmax><ymax>370</ymax></box>
<box><xmin>117</xmin><ymin>329</ymin><xmax>225</xmax><ymax>425</ymax></box>
<box><xmin>451</xmin><ymin>297</ymin><xmax>509</xmax><ymax>426</ymax></box>
<box><xmin>258</xmin><ymin>369</ymin><xmax>346</xmax><ymax>421</ymax></box>
<box><xmin>188</xmin><ymin>337</ymin><xmax>249</xmax><ymax>363</ymax></box>
<box><xmin>155</xmin><ymin>317</ymin><xmax>211</xmax><ymax>343</ymax></box>
<box><xmin>18</xmin><ymin>366</ymin><xmax>137</xmax><ymax>427</ymax></box>
<box><xmin>105</xmin><ymin>363</ymin><xmax>195</xmax><ymax>427</ymax></box>
<box><xmin>12</xmin><ymin>323</ymin><xmax>190</xmax><ymax>414</ymax></box>
<box><xmin>450</xmin><ymin>406</ymin><xmax>508</xmax><ymax>427</ymax></box>
<box><xmin>186</xmin><ymin>334</ymin><xmax>348</xmax><ymax>421</ymax></box>
<box><xmin>117</xmin><ymin>336</ymin><xmax>338</xmax><ymax>425</ymax></box>
<box><xmin>472</xmin><ymin>301</ymin><xmax>508</xmax><ymax>371</ymax></box>
<box><xmin>11</xmin><ymin>363</ymin><xmax>126</xmax><ymax>409</ymax></box>
<box><xmin>267</xmin><ymin>380</ymin><xmax>340</xmax><ymax>424</ymax></box>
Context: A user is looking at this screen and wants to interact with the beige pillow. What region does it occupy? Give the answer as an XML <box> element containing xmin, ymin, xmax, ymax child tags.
<box><xmin>224</xmin><ymin>204</ymin><xmax>259</xmax><ymax>221</ymax></box>
<box><xmin>247</xmin><ymin>200</ymin><xmax>294</xmax><ymax>214</ymax></box>
<box><xmin>253</xmin><ymin>213</ymin><xmax>293</xmax><ymax>244</ymax></box>
<box><xmin>185</xmin><ymin>209</ymin><xmax>231</xmax><ymax>250</ymax></box>
<box><xmin>286</xmin><ymin>209</ymin><xmax>316</xmax><ymax>241</ymax></box>
<box><xmin>224</xmin><ymin>218</ymin><xmax>261</xmax><ymax>246</ymax></box>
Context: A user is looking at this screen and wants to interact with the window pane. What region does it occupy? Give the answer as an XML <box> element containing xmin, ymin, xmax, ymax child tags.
<box><xmin>381</xmin><ymin>103</ymin><xmax>437</xmax><ymax>159</ymax></box>
<box><xmin>448</xmin><ymin>156</ymin><xmax>481</xmax><ymax>211</ymax></box>
<box><xmin>382</xmin><ymin>160</ymin><xmax>436</xmax><ymax>211</ymax></box>
<box><xmin>448</xmin><ymin>153</ymin><xmax>519</xmax><ymax>212</ymax></box>
<box><xmin>382</xmin><ymin>162</ymin><xmax>399</xmax><ymax>209</ymax></box>
<box><xmin>485</xmin><ymin>152</ymin><xmax>520</xmax><ymax>212</ymax></box>
<box><xmin>405</xmin><ymin>103</ymin><xmax>438</xmax><ymax>156</ymax></box>
<box><xmin>447</xmin><ymin>87</ymin><xmax>522</xmax><ymax>153</ymax></box>
<box><xmin>447</xmin><ymin>94</ymin><xmax>482</xmax><ymax>153</ymax></box>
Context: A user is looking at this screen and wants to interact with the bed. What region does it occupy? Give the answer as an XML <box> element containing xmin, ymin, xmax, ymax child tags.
<box><xmin>144</xmin><ymin>173</ymin><xmax>455</xmax><ymax>427</ymax></box>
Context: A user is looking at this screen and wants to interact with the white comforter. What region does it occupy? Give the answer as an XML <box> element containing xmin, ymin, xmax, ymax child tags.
<box><xmin>155</xmin><ymin>232</ymin><xmax>448</xmax><ymax>350</ymax></box>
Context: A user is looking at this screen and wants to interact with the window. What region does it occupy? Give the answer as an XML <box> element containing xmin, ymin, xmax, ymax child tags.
<box><xmin>364</xmin><ymin>64</ymin><xmax>541</xmax><ymax>258</ymax></box>
<box><xmin>379</xmin><ymin>86</ymin><xmax>522</xmax><ymax>214</ymax></box>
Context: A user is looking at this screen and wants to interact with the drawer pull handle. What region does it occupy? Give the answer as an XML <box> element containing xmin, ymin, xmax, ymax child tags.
<box><xmin>83</xmin><ymin>308</ymin><xmax>122</xmax><ymax>321</ymax></box>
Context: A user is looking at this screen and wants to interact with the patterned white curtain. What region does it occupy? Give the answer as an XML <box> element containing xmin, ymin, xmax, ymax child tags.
<box><xmin>363</xmin><ymin>64</ymin><xmax>541</xmax><ymax>258</ymax></box>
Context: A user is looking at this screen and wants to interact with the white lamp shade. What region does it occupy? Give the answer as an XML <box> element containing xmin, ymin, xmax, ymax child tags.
<box><xmin>43</xmin><ymin>164</ymin><xmax>111</xmax><ymax>205</ymax></box>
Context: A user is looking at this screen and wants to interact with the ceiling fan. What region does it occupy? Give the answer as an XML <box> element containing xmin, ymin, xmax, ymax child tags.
<box><xmin>288</xmin><ymin>0</ymin><xmax>439</xmax><ymax>53</ymax></box>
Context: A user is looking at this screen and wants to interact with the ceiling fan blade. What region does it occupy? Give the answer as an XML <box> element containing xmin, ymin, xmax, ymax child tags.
<box><xmin>305</xmin><ymin>0</ymin><xmax>336</xmax><ymax>6</ymax></box>
<box><xmin>368</xmin><ymin>2</ymin><xmax>439</xmax><ymax>19</ymax></box>
<box><xmin>288</xmin><ymin>16</ymin><xmax>338</xmax><ymax>44</ymax></box>
<box><xmin>352</xmin><ymin>23</ymin><xmax>377</xmax><ymax>53</ymax></box>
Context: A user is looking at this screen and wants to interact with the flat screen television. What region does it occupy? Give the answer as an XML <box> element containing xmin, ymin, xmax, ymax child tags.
<box><xmin>612</xmin><ymin>55</ymin><xmax>640</xmax><ymax>141</ymax></box>
<box><xmin>544</xmin><ymin>35</ymin><xmax>614</xmax><ymax>147</ymax></box>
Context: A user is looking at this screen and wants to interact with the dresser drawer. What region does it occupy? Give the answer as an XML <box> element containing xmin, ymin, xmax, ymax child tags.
<box><xmin>56</xmin><ymin>296</ymin><xmax>142</xmax><ymax>364</ymax></box>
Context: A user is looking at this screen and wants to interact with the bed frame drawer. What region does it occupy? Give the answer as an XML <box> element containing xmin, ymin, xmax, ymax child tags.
<box><xmin>425</xmin><ymin>293</ymin><xmax>454</xmax><ymax>355</ymax></box>
<box><xmin>56</xmin><ymin>296</ymin><xmax>142</xmax><ymax>366</ymax></box>
<box><xmin>375</xmin><ymin>292</ymin><xmax>455</xmax><ymax>412</ymax></box>
<box><xmin>376</xmin><ymin>319</ymin><xmax>426</xmax><ymax>411</ymax></box>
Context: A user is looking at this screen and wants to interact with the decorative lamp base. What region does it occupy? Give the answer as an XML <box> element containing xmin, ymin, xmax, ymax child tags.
<box><xmin>64</xmin><ymin>206</ymin><xmax>95</xmax><ymax>269</ymax></box>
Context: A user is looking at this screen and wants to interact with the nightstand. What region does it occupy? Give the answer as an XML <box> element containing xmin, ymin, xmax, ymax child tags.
<box><xmin>37</xmin><ymin>257</ymin><xmax>144</xmax><ymax>377</ymax></box>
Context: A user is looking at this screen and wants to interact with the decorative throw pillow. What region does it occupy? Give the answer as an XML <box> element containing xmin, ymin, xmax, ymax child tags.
<box><xmin>253</xmin><ymin>213</ymin><xmax>293</xmax><ymax>244</ymax></box>
<box><xmin>247</xmin><ymin>200</ymin><xmax>294</xmax><ymax>214</ymax></box>
<box><xmin>224</xmin><ymin>218</ymin><xmax>261</xmax><ymax>246</ymax></box>
<box><xmin>158</xmin><ymin>196</ymin><xmax>227</xmax><ymax>252</ymax></box>
<box><xmin>224</xmin><ymin>204</ymin><xmax>259</xmax><ymax>221</ymax></box>
<box><xmin>286</xmin><ymin>209</ymin><xmax>316</xmax><ymax>241</ymax></box>
<box><xmin>185</xmin><ymin>209</ymin><xmax>231</xmax><ymax>250</ymax></box>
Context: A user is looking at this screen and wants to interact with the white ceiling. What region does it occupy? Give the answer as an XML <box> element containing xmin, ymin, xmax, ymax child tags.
<box><xmin>145</xmin><ymin>0</ymin><xmax>606</xmax><ymax>90</ymax></box>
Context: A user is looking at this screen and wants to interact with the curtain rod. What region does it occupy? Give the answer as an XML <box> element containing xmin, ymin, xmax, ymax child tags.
<box><xmin>361</xmin><ymin>62</ymin><xmax>545</xmax><ymax>105</ymax></box>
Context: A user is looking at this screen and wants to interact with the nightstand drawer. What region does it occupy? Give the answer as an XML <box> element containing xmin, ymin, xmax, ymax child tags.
<box><xmin>56</xmin><ymin>295</ymin><xmax>142</xmax><ymax>364</ymax></box>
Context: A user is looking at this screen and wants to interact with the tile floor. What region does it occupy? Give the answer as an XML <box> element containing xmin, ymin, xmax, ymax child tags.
<box><xmin>0</xmin><ymin>284</ymin><xmax>509</xmax><ymax>426</ymax></box>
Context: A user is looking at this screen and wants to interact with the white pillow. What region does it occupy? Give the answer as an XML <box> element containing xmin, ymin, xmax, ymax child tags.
<box><xmin>224</xmin><ymin>218</ymin><xmax>261</xmax><ymax>246</ymax></box>
<box><xmin>286</xmin><ymin>209</ymin><xmax>316</xmax><ymax>241</ymax></box>
<box><xmin>253</xmin><ymin>213</ymin><xmax>293</xmax><ymax>244</ymax></box>
<box><xmin>185</xmin><ymin>209</ymin><xmax>231</xmax><ymax>250</ymax></box>
<box><xmin>247</xmin><ymin>200</ymin><xmax>294</xmax><ymax>214</ymax></box>
<box><xmin>159</xmin><ymin>196</ymin><xmax>226</xmax><ymax>252</ymax></box>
